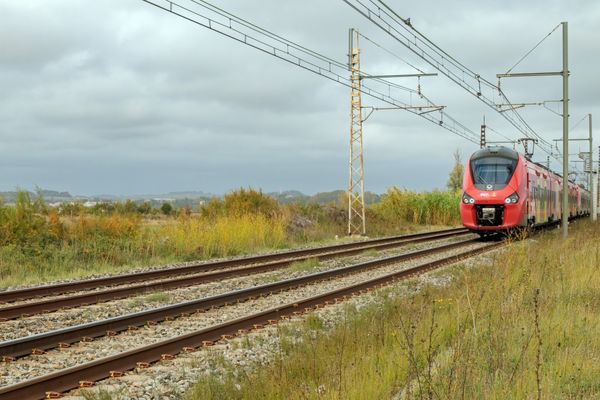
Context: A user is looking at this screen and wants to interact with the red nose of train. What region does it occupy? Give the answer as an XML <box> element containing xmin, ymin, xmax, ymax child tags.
<box><xmin>460</xmin><ymin>146</ymin><xmax>525</xmax><ymax>231</ymax></box>
<box><xmin>460</xmin><ymin>188</ymin><xmax>525</xmax><ymax>230</ymax></box>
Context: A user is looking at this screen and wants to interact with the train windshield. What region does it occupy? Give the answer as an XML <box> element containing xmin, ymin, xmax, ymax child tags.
<box><xmin>471</xmin><ymin>156</ymin><xmax>517</xmax><ymax>186</ymax></box>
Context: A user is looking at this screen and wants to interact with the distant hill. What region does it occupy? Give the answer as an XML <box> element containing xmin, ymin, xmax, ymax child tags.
<box><xmin>0</xmin><ymin>190</ymin><xmax>73</xmax><ymax>203</ymax></box>
<box><xmin>0</xmin><ymin>188</ymin><xmax>381</xmax><ymax>207</ymax></box>
<box><xmin>267</xmin><ymin>190</ymin><xmax>381</xmax><ymax>205</ymax></box>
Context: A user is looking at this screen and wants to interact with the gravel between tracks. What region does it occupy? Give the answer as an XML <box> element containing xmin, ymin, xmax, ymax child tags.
<box><xmin>0</xmin><ymin>240</ymin><xmax>486</xmax><ymax>389</ymax></box>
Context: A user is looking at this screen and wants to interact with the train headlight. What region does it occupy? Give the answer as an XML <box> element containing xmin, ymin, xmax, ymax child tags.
<box><xmin>462</xmin><ymin>192</ymin><xmax>475</xmax><ymax>204</ymax></box>
<box><xmin>504</xmin><ymin>192</ymin><xmax>519</xmax><ymax>204</ymax></box>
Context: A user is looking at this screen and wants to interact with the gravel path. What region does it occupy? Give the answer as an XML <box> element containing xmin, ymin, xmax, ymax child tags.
<box><xmin>0</xmin><ymin>240</ymin><xmax>486</xmax><ymax>388</ymax></box>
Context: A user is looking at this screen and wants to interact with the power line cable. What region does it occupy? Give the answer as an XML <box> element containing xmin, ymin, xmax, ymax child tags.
<box><xmin>487</xmin><ymin>125</ymin><xmax>515</xmax><ymax>143</ymax></box>
<box><xmin>357</xmin><ymin>31</ymin><xmax>426</xmax><ymax>74</ymax></box>
<box><xmin>569</xmin><ymin>115</ymin><xmax>588</xmax><ymax>132</ymax></box>
<box><xmin>505</xmin><ymin>23</ymin><xmax>561</xmax><ymax>74</ymax></box>
<box><xmin>143</xmin><ymin>0</ymin><xmax>480</xmax><ymax>144</ymax></box>
<box><xmin>342</xmin><ymin>0</ymin><xmax>559</xmax><ymax>159</ymax></box>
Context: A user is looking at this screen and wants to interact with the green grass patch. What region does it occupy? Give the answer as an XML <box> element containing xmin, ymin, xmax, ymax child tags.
<box><xmin>287</xmin><ymin>257</ymin><xmax>320</xmax><ymax>274</ymax></box>
<box><xmin>185</xmin><ymin>220</ymin><xmax>600</xmax><ymax>399</ymax></box>
<box><xmin>361</xmin><ymin>248</ymin><xmax>378</xmax><ymax>257</ymax></box>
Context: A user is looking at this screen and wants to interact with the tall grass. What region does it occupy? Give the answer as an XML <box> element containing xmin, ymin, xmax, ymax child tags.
<box><xmin>156</xmin><ymin>214</ymin><xmax>287</xmax><ymax>259</ymax></box>
<box><xmin>374</xmin><ymin>186</ymin><xmax>461</xmax><ymax>226</ymax></box>
<box><xmin>0</xmin><ymin>190</ymin><xmax>289</xmax><ymax>287</ymax></box>
<box><xmin>185</xmin><ymin>221</ymin><xmax>600</xmax><ymax>399</ymax></box>
<box><xmin>0</xmin><ymin>187</ymin><xmax>461</xmax><ymax>287</ymax></box>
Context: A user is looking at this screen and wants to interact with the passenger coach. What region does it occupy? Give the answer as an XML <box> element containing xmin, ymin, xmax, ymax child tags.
<box><xmin>460</xmin><ymin>146</ymin><xmax>590</xmax><ymax>234</ymax></box>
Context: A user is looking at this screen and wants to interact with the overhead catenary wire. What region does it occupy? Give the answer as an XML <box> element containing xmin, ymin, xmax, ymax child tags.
<box><xmin>486</xmin><ymin>125</ymin><xmax>516</xmax><ymax>143</ymax></box>
<box><xmin>505</xmin><ymin>23</ymin><xmax>562</xmax><ymax>74</ymax></box>
<box><xmin>142</xmin><ymin>0</ymin><xmax>481</xmax><ymax>144</ymax></box>
<box><xmin>569</xmin><ymin>115</ymin><xmax>589</xmax><ymax>132</ymax></box>
<box><xmin>183</xmin><ymin>0</ymin><xmax>416</xmax><ymax>94</ymax></box>
<box><xmin>342</xmin><ymin>0</ymin><xmax>560</xmax><ymax>161</ymax></box>
<box><xmin>356</xmin><ymin>31</ymin><xmax>426</xmax><ymax>74</ymax></box>
<box><xmin>376</xmin><ymin>0</ymin><xmax>555</xmax><ymax>151</ymax></box>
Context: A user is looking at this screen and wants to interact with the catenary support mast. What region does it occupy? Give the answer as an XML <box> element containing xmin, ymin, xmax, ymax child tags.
<box><xmin>561</xmin><ymin>22</ymin><xmax>569</xmax><ymax>237</ymax></box>
<box><xmin>589</xmin><ymin>114</ymin><xmax>594</xmax><ymax>221</ymax></box>
<box><xmin>496</xmin><ymin>22</ymin><xmax>569</xmax><ymax>237</ymax></box>
<box><xmin>347</xmin><ymin>29</ymin><xmax>366</xmax><ymax>236</ymax></box>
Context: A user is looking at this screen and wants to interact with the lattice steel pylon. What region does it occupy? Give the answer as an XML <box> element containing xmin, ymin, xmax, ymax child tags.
<box><xmin>347</xmin><ymin>29</ymin><xmax>366</xmax><ymax>236</ymax></box>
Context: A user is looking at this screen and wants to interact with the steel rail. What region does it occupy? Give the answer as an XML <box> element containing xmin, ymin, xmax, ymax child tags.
<box><xmin>0</xmin><ymin>230</ymin><xmax>471</xmax><ymax>320</ymax></box>
<box><xmin>0</xmin><ymin>241</ymin><xmax>502</xmax><ymax>400</ymax></box>
<box><xmin>0</xmin><ymin>237</ymin><xmax>480</xmax><ymax>358</ymax></box>
<box><xmin>0</xmin><ymin>228</ymin><xmax>467</xmax><ymax>303</ymax></box>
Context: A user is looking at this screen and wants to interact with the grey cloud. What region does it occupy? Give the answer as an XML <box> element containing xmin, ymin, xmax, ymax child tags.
<box><xmin>1</xmin><ymin>0</ymin><xmax>599</xmax><ymax>195</ymax></box>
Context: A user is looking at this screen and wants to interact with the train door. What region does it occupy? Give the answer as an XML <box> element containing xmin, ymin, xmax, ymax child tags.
<box><xmin>548</xmin><ymin>177</ymin><xmax>554</xmax><ymax>221</ymax></box>
<box><xmin>528</xmin><ymin>169</ymin><xmax>536</xmax><ymax>224</ymax></box>
<box><xmin>542</xmin><ymin>174</ymin><xmax>547</xmax><ymax>222</ymax></box>
<box><xmin>559</xmin><ymin>180</ymin><xmax>563</xmax><ymax>220</ymax></box>
<box><xmin>526</xmin><ymin>171</ymin><xmax>531</xmax><ymax>220</ymax></box>
<box><xmin>535</xmin><ymin>170</ymin><xmax>542</xmax><ymax>224</ymax></box>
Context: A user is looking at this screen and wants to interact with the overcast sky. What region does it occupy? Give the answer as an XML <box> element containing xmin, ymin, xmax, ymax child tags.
<box><xmin>1</xmin><ymin>0</ymin><xmax>599</xmax><ymax>196</ymax></box>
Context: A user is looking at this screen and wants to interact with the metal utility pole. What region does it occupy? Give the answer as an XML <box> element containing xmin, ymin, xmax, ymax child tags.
<box><xmin>496</xmin><ymin>21</ymin><xmax>569</xmax><ymax>237</ymax></box>
<box><xmin>594</xmin><ymin>170</ymin><xmax>598</xmax><ymax>222</ymax></box>
<box><xmin>589</xmin><ymin>114</ymin><xmax>594</xmax><ymax>221</ymax></box>
<box><xmin>347</xmin><ymin>28</ymin><xmax>366</xmax><ymax>236</ymax></box>
<box><xmin>598</xmin><ymin>144</ymin><xmax>600</xmax><ymax>219</ymax></box>
<box><xmin>561</xmin><ymin>21</ymin><xmax>569</xmax><ymax>237</ymax></box>
<box><xmin>345</xmin><ymin>29</ymin><xmax>440</xmax><ymax>236</ymax></box>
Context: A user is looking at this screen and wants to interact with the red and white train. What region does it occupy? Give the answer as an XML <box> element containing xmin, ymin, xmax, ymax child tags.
<box><xmin>460</xmin><ymin>146</ymin><xmax>591</xmax><ymax>234</ymax></box>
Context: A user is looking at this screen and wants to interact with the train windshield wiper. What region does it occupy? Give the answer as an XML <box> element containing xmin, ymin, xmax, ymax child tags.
<box><xmin>476</xmin><ymin>171</ymin><xmax>491</xmax><ymax>186</ymax></box>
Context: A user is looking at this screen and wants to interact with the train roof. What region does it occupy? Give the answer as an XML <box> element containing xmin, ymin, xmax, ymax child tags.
<box><xmin>470</xmin><ymin>146</ymin><xmax>519</xmax><ymax>161</ymax></box>
<box><xmin>472</xmin><ymin>146</ymin><xmax>589</xmax><ymax>192</ymax></box>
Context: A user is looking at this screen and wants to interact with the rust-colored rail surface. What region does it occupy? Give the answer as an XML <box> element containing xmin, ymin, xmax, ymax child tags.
<box><xmin>0</xmin><ymin>241</ymin><xmax>502</xmax><ymax>400</ymax></box>
<box><xmin>0</xmin><ymin>229</ymin><xmax>470</xmax><ymax>320</ymax></box>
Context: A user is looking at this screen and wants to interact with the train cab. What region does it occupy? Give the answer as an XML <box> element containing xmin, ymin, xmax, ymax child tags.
<box><xmin>460</xmin><ymin>146</ymin><xmax>528</xmax><ymax>232</ymax></box>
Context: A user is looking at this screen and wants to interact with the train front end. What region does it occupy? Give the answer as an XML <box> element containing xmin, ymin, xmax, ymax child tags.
<box><xmin>460</xmin><ymin>147</ymin><xmax>527</xmax><ymax>233</ymax></box>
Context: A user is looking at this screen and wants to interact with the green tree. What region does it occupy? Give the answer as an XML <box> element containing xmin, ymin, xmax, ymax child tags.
<box><xmin>446</xmin><ymin>149</ymin><xmax>464</xmax><ymax>192</ymax></box>
<box><xmin>137</xmin><ymin>201</ymin><xmax>151</xmax><ymax>215</ymax></box>
<box><xmin>161</xmin><ymin>202</ymin><xmax>173</xmax><ymax>216</ymax></box>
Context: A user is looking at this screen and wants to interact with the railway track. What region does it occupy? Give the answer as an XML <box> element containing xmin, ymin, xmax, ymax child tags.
<box><xmin>0</xmin><ymin>238</ymin><xmax>502</xmax><ymax>400</ymax></box>
<box><xmin>0</xmin><ymin>228</ymin><xmax>470</xmax><ymax>320</ymax></box>
<box><xmin>0</xmin><ymin>228</ymin><xmax>467</xmax><ymax>303</ymax></box>
<box><xmin>0</xmin><ymin>237</ymin><xmax>479</xmax><ymax>359</ymax></box>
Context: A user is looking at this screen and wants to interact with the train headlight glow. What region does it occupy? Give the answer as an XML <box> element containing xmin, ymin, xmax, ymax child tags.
<box><xmin>504</xmin><ymin>192</ymin><xmax>519</xmax><ymax>204</ymax></box>
<box><xmin>462</xmin><ymin>192</ymin><xmax>475</xmax><ymax>204</ymax></box>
